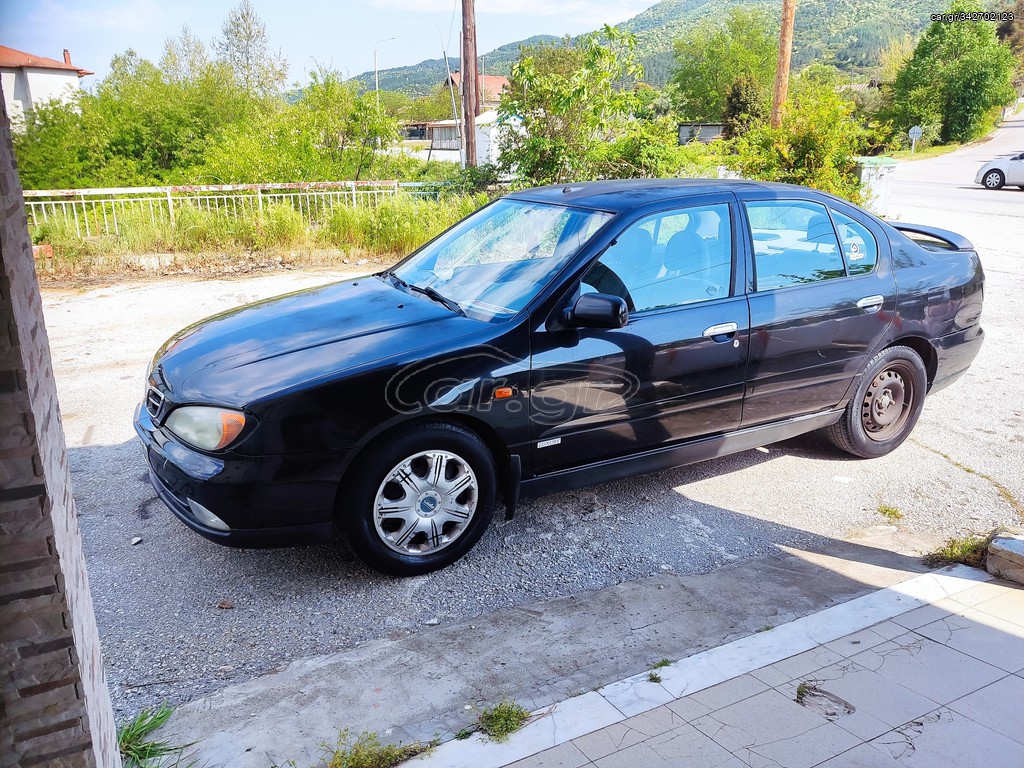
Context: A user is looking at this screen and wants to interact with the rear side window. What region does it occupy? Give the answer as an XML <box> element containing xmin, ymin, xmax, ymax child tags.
<box><xmin>829</xmin><ymin>208</ymin><xmax>878</xmax><ymax>276</ymax></box>
<box><xmin>746</xmin><ymin>201</ymin><xmax>845</xmax><ymax>290</ymax></box>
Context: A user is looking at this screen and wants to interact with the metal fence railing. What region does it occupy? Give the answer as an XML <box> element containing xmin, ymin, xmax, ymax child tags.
<box><xmin>23</xmin><ymin>181</ymin><xmax>444</xmax><ymax>238</ymax></box>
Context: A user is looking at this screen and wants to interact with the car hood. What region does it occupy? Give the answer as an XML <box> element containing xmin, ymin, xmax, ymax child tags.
<box><xmin>153</xmin><ymin>276</ymin><xmax>482</xmax><ymax>405</ymax></box>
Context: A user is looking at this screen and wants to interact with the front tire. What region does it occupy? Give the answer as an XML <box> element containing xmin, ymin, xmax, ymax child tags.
<box><xmin>982</xmin><ymin>170</ymin><xmax>1005</xmax><ymax>190</ymax></box>
<box><xmin>824</xmin><ymin>346</ymin><xmax>927</xmax><ymax>459</ymax></box>
<box><xmin>342</xmin><ymin>422</ymin><xmax>496</xmax><ymax>576</ymax></box>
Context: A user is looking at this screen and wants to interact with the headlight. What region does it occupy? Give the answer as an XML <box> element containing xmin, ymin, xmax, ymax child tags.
<box><xmin>164</xmin><ymin>406</ymin><xmax>247</xmax><ymax>451</ymax></box>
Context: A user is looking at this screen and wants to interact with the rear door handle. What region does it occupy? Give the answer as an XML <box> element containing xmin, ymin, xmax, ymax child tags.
<box><xmin>702</xmin><ymin>322</ymin><xmax>738</xmax><ymax>339</ymax></box>
<box><xmin>856</xmin><ymin>295</ymin><xmax>884</xmax><ymax>312</ymax></box>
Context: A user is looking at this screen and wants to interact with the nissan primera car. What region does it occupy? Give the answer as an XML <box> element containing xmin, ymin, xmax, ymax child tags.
<box><xmin>135</xmin><ymin>180</ymin><xmax>984</xmax><ymax>576</ymax></box>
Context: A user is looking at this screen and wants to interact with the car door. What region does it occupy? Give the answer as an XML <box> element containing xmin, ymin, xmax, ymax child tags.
<box><xmin>529</xmin><ymin>196</ymin><xmax>750</xmax><ymax>474</ymax></box>
<box><xmin>1006</xmin><ymin>153</ymin><xmax>1024</xmax><ymax>184</ymax></box>
<box><xmin>739</xmin><ymin>194</ymin><xmax>897</xmax><ymax>427</ymax></box>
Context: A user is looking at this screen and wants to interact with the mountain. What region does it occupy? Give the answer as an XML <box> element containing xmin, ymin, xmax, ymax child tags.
<box><xmin>349</xmin><ymin>35</ymin><xmax>559</xmax><ymax>96</ymax></box>
<box><xmin>351</xmin><ymin>0</ymin><xmax>935</xmax><ymax>95</ymax></box>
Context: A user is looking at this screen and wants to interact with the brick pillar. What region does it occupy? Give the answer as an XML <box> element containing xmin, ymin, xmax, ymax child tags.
<box><xmin>0</xmin><ymin>90</ymin><xmax>121</xmax><ymax>766</ymax></box>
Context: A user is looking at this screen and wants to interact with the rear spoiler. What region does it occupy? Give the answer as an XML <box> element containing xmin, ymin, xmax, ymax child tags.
<box><xmin>890</xmin><ymin>222</ymin><xmax>974</xmax><ymax>251</ymax></box>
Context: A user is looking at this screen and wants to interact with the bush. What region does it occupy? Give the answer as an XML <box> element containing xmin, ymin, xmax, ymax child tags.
<box><xmin>733</xmin><ymin>69</ymin><xmax>866</xmax><ymax>203</ymax></box>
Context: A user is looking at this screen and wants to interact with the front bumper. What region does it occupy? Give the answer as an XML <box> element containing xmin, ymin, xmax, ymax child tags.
<box><xmin>134</xmin><ymin>403</ymin><xmax>337</xmax><ymax>548</ymax></box>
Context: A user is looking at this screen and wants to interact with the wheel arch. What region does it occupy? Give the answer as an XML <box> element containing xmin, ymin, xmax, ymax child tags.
<box><xmin>886</xmin><ymin>336</ymin><xmax>937</xmax><ymax>388</ymax></box>
<box><xmin>330</xmin><ymin>413</ymin><xmax>515</xmax><ymax>527</ymax></box>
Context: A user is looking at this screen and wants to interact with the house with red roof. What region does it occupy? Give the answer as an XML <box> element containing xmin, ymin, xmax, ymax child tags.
<box><xmin>446</xmin><ymin>73</ymin><xmax>509</xmax><ymax>112</ymax></box>
<box><xmin>0</xmin><ymin>45</ymin><xmax>93</xmax><ymax>126</ymax></box>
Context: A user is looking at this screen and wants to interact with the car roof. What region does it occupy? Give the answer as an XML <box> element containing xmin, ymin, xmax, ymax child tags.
<box><xmin>507</xmin><ymin>178</ymin><xmax>827</xmax><ymax>213</ymax></box>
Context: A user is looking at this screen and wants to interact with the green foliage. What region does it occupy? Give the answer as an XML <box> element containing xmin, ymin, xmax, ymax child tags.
<box><xmin>923</xmin><ymin>535</ymin><xmax>988</xmax><ymax>568</ymax></box>
<box><xmin>118</xmin><ymin>703</ymin><xmax>192</xmax><ymax>767</ymax></box>
<box><xmin>477</xmin><ymin>699</ymin><xmax>531</xmax><ymax>742</ymax></box>
<box><xmin>594</xmin><ymin>117</ymin><xmax>725</xmax><ymax>178</ymax></box>
<box><xmin>888</xmin><ymin>0</ymin><xmax>1016</xmax><ymax>142</ymax></box>
<box><xmin>723</xmin><ymin>74</ymin><xmax>770</xmax><ymax>139</ymax></box>
<box><xmin>214</xmin><ymin>0</ymin><xmax>288</xmax><ymax>97</ymax></box>
<box><xmin>669</xmin><ymin>7</ymin><xmax>777</xmax><ymax>121</ymax></box>
<box><xmin>733</xmin><ymin>67</ymin><xmax>866</xmax><ymax>202</ymax></box>
<box><xmin>498</xmin><ymin>27</ymin><xmax>645</xmax><ymax>185</ymax></box>
<box><xmin>322</xmin><ymin>729</ymin><xmax>432</xmax><ymax>768</ymax></box>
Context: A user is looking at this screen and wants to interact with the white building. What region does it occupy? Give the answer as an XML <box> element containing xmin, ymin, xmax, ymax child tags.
<box><xmin>428</xmin><ymin>110</ymin><xmax>517</xmax><ymax>167</ymax></box>
<box><xmin>0</xmin><ymin>46</ymin><xmax>92</xmax><ymax>127</ymax></box>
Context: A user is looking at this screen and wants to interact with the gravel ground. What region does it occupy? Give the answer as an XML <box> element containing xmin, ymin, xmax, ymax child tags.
<box><xmin>43</xmin><ymin>198</ymin><xmax>1023</xmax><ymax>721</ymax></box>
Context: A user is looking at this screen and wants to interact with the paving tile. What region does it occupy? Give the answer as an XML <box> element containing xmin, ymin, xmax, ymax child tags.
<box><xmin>890</xmin><ymin>604</ymin><xmax>953</xmax><ymax>630</ymax></box>
<box><xmin>749</xmin><ymin>663</ymin><xmax>791</xmax><ymax>688</ymax></box>
<box><xmin>945</xmin><ymin>580</ymin><xmax>1021</xmax><ymax>608</ymax></box>
<box><xmin>822</xmin><ymin>627</ymin><xmax>890</xmax><ymax>658</ymax></box>
<box><xmin>868</xmin><ymin>707</ymin><xmax>1024</xmax><ymax>768</ymax></box>
<box><xmin>572</xmin><ymin>723</ymin><xmax>646</xmax><ymax>762</ymax></box>
<box><xmin>850</xmin><ymin>632</ymin><xmax>1004</xmax><ymax>705</ymax></box>
<box><xmin>592</xmin><ymin>726</ymin><xmax>743</xmax><ymax>768</ymax></box>
<box><xmin>777</xmin><ymin>658</ymin><xmax>939</xmax><ymax>742</ymax></box>
<box><xmin>914</xmin><ymin>608</ymin><xmax>1024</xmax><ymax>672</ymax></box>
<box><xmin>621</xmin><ymin>705</ymin><xmax>691</xmax><ymax>738</ymax></box>
<box><xmin>599</xmin><ymin>672</ymin><xmax>674</xmax><ymax>718</ymax></box>
<box><xmin>973</xmin><ymin>584</ymin><xmax>1024</xmax><ymax>627</ymax></box>
<box><xmin>813</xmin><ymin>742</ymin><xmax>904</xmax><ymax>767</ymax></box>
<box><xmin>687</xmin><ymin>674</ymin><xmax>768</xmax><ymax>712</ymax></box>
<box><xmin>507</xmin><ymin>742</ymin><xmax>592</xmax><ymax>768</ymax></box>
<box><xmin>948</xmin><ymin>674</ymin><xmax>1024</xmax><ymax>746</ymax></box>
<box><xmin>664</xmin><ymin>695</ymin><xmax>711</xmax><ymax>723</ymax></box>
<box><xmin>768</xmin><ymin>647</ymin><xmax>846</xmax><ymax>680</ymax></box>
<box><xmin>691</xmin><ymin>689</ymin><xmax>859</xmax><ymax>768</ymax></box>
<box><xmin>865</xmin><ymin>621</ymin><xmax>910</xmax><ymax>641</ymax></box>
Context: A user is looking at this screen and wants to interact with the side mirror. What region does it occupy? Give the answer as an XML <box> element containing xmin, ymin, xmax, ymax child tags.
<box><xmin>567</xmin><ymin>293</ymin><xmax>628</xmax><ymax>329</ymax></box>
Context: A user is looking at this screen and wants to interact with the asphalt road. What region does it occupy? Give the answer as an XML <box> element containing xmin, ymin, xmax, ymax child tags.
<box><xmin>43</xmin><ymin>126</ymin><xmax>1024</xmax><ymax>720</ymax></box>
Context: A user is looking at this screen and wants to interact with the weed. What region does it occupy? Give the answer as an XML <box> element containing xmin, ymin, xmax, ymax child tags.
<box><xmin>878</xmin><ymin>503</ymin><xmax>903</xmax><ymax>522</ymax></box>
<box><xmin>924</xmin><ymin>535</ymin><xmax>988</xmax><ymax>569</ymax></box>
<box><xmin>118</xmin><ymin>703</ymin><xmax>193</xmax><ymax>767</ymax></box>
<box><xmin>755</xmin><ymin>624</ymin><xmax>774</xmax><ymax>633</ymax></box>
<box><xmin>795</xmin><ymin>682</ymin><xmax>813</xmax><ymax>704</ymax></box>
<box><xmin>323</xmin><ymin>730</ymin><xmax>433</xmax><ymax>768</ymax></box>
<box><xmin>647</xmin><ymin>671</ymin><xmax>662</xmax><ymax>683</ymax></box>
<box><xmin>652</xmin><ymin>658</ymin><xmax>672</xmax><ymax>668</ymax></box>
<box><xmin>454</xmin><ymin>727</ymin><xmax>474</xmax><ymax>741</ymax></box>
<box><xmin>477</xmin><ymin>699</ymin><xmax>530</xmax><ymax>742</ymax></box>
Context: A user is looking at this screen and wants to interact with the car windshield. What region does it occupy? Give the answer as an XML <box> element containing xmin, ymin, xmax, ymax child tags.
<box><xmin>390</xmin><ymin>199</ymin><xmax>613</xmax><ymax>321</ymax></box>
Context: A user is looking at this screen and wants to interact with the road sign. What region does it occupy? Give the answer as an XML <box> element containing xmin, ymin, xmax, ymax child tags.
<box><xmin>909</xmin><ymin>125</ymin><xmax>923</xmax><ymax>154</ymax></box>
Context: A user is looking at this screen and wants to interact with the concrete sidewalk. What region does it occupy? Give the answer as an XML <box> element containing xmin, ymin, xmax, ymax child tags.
<box><xmin>415</xmin><ymin>567</ymin><xmax>1024</xmax><ymax>768</ymax></box>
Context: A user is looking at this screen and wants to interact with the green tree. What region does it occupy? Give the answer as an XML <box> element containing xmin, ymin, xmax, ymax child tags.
<box><xmin>888</xmin><ymin>0</ymin><xmax>1016</xmax><ymax>142</ymax></box>
<box><xmin>498</xmin><ymin>27</ymin><xmax>643</xmax><ymax>186</ymax></box>
<box><xmin>734</xmin><ymin>66</ymin><xmax>866</xmax><ymax>202</ymax></box>
<box><xmin>722</xmin><ymin>74</ymin><xmax>769</xmax><ymax>139</ymax></box>
<box><xmin>669</xmin><ymin>8</ymin><xmax>777</xmax><ymax>122</ymax></box>
<box><xmin>214</xmin><ymin>0</ymin><xmax>288</xmax><ymax>98</ymax></box>
<box><xmin>160</xmin><ymin>26</ymin><xmax>209</xmax><ymax>83</ymax></box>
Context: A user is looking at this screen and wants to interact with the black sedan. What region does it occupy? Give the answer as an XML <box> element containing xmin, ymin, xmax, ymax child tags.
<box><xmin>135</xmin><ymin>180</ymin><xmax>985</xmax><ymax>576</ymax></box>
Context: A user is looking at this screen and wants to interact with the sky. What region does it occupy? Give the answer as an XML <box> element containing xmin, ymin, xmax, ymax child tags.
<box><xmin>0</xmin><ymin>0</ymin><xmax>656</xmax><ymax>86</ymax></box>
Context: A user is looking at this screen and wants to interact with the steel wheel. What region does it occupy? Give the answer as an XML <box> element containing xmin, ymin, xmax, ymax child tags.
<box><xmin>983</xmin><ymin>170</ymin><xmax>1004</xmax><ymax>189</ymax></box>
<box><xmin>823</xmin><ymin>345</ymin><xmax>927</xmax><ymax>459</ymax></box>
<box><xmin>861</xmin><ymin>363</ymin><xmax>915</xmax><ymax>442</ymax></box>
<box><xmin>373</xmin><ymin>450</ymin><xmax>479</xmax><ymax>556</ymax></box>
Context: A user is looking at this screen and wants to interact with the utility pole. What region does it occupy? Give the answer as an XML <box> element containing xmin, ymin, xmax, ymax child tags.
<box><xmin>461</xmin><ymin>0</ymin><xmax>479</xmax><ymax>167</ymax></box>
<box><xmin>374</xmin><ymin>37</ymin><xmax>396</xmax><ymax>110</ymax></box>
<box><xmin>770</xmin><ymin>0</ymin><xmax>796</xmax><ymax>129</ymax></box>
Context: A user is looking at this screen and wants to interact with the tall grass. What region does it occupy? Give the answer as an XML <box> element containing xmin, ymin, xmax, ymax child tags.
<box><xmin>32</xmin><ymin>192</ymin><xmax>490</xmax><ymax>273</ymax></box>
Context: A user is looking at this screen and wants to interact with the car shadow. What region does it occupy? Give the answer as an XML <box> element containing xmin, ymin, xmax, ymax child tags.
<box><xmin>70</xmin><ymin>435</ymin><xmax>939</xmax><ymax>719</ymax></box>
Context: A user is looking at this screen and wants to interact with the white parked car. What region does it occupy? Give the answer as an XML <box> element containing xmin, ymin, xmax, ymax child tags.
<box><xmin>975</xmin><ymin>152</ymin><xmax>1024</xmax><ymax>189</ymax></box>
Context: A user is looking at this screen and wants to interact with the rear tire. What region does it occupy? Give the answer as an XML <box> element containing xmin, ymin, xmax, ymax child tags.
<box><xmin>824</xmin><ymin>346</ymin><xmax>927</xmax><ymax>459</ymax></box>
<box><xmin>341</xmin><ymin>422</ymin><xmax>496</xmax><ymax>576</ymax></box>
<box><xmin>982</xmin><ymin>170</ymin><xmax>1005</xmax><ymax>190</ymax></box>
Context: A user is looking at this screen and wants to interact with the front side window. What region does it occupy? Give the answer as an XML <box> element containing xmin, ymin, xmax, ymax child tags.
<box><xmin>582</xmin><ymin>204</ymin><xmax>732</xmax><ymax>312</ymax></box>
<box><xmin>746</xmin><ymin>200</ymin><xmax>845</xmax><ymax>290</ymax></box>
<box><xmin>829</xmin><ymin>208</ymin><xmax>878</xmax><ymax>276</ymax></box>
<box><xmin>394</xmin><ymin>199</ymin><xmax>613</xmax><ymax>321</ymax></box>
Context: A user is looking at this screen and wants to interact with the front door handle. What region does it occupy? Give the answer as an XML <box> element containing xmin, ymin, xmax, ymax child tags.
<box><xmin>702</xmin><ymin>322</ymin><xmax>738</xmax><ymax>339</ymax></box>
<box><xmin>856</xmin><ymin>295</ymin><xmax>884</xmax><ymax>312</ymax></box>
